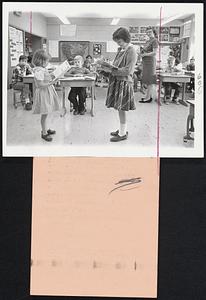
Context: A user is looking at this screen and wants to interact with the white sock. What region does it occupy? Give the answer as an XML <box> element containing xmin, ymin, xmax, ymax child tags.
<box><xmin>119</xmin><ymin>123</ymin><xmax>127</xmax><ymax>136</ymax></box>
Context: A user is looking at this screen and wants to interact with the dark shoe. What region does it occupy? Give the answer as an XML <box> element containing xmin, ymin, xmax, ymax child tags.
<box><xmin>172</xmin><ymin>98</ymin><xmax>180</xmax><ymax>105</ymax></box>
<box><xmin>178</xmin><ymin>100</ymin><xmax>188</xmax><ymax>107</ymax></box>
<box><xmin>47</xmin><ymin>129</ymin><xmax>56</xmax><ymax>135</ymax></box>
<box><xmin>73</xmin><ymin>110</ymin><xmax>79</xmax><ymax>115</ymax></box>
<box><xmin>139</xmin><ymin>97</ymin><xmax>152</xmax><ymax>103</ymax></box>
<box><xmin>41</xmin><ymin>133</ymin><xmax>52</xmax><ymax>142</ymax></box>
<box><xmin>110</xmin><ymin>134</ymin><xmax>128</xmax><ymax>142</ymax></box>
<box><xmin>79</xmin><ymin>108</ymin><xmax>86</xmax><ymax>115</ymax></box>
<box><xmin>110</xmin><ymin>130</ymin><xmax>128</xmax><ymax>137</ymax></box>
<box><xmin>25</xmin><ymin>102</ymin><xmax>32</xmax><ymax>110</ymax></box>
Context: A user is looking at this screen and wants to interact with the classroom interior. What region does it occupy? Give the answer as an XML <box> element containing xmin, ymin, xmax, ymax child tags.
<box><xmin>6</xmin><ymin>7</ymin><xmax>195</xmax><ymax>148</ymax></box>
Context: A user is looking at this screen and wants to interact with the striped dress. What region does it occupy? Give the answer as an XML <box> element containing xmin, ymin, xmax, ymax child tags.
<box><xmin>106</xmin><ymin>45</ymin><xmax>137</xmax><ymax>111</ymax></box>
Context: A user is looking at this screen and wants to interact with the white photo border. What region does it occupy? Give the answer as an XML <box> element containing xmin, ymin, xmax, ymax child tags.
<box><xmin>2</xmin><ymin>2</ymin><xmax>204</xmax><ymax>157</ymax></box>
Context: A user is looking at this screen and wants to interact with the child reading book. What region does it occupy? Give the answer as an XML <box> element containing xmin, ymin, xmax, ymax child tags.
<box><xmin>32</xmin><ymin>49</ymin><xmax>60</xmax><ymax>142</ymax></box>
<box><xmin>95</xmin><ymin>28</ymin><xmax>137</xmax><ymax>142</ymax></box>
<box><xmin>186</xmin><ymin>57</ymin><xmax>195</xmax><ymax>92</ymax></box>
<box><xmin>66</xmin><ymin>55</ymin><xmax>94</xmax><ymax>115</ymax></box>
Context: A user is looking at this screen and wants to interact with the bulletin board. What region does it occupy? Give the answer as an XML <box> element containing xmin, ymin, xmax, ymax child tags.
<box><xmin>9</xmin><ymin>26</ymin><xmax>24</xmax><ymax>66</ymax></box>
<box><xmin>129</xmin><ymin>26</ymin><xmax>180</xmax><ymax>44</ymax></box>
<box><xmin>59</xmin><ymin>41</ymin><xmax>89</xmax><ymax>62</ymax></box>
<box><xmin>93</xmin><ymin>43</ymin><xmax>102</xmax><ymax>56</ymax></box>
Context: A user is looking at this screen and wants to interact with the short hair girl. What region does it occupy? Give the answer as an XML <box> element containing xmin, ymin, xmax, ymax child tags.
<box><xmin>32</xmin><ymin>49</ymin><xmax>60</xmax><ymax>142</ymax></box>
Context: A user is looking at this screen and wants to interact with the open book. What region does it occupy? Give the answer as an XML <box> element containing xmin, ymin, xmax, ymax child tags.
<box><xmin>93</xmin><ymin>58</ymin><xmax>118</xmax><ymax>71</ymax></box>
<box><xmin>99</xmin><ymin>62</ymin><xmax>118</xmax><ymax>74</ymax></box>
<box><xmin>51</xmin><ymin>60</ymin><xmax>71</xmax><ymax>79</ymax></box>
<box><xmin>100</xmin><ymin>61</ymin><xmax>118</xmax><ymax>70</ymax></box>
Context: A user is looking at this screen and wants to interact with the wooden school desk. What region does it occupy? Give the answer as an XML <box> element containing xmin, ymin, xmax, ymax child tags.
<box><xmin>22</xmin><ymin>74</ymin><xmax>36</xmax><ymax>98</ymax></box>
<box><xmin>158</xmin><ymin>73</ymin><xmax>191</xmax><ymax>106</ymax></box>
<box><xmin>23</xmin><ymin>75</ymin><xmax>96</xmax><ymax>117</ymax></box>
<box><xmin>184</xmin><ymin>70</ymin><xmax>195</xmax><ymax>78</ymax></box>
<box><xmin>59</xmin><ymin>77</ymin><xmax>96</xmax><ymax>117</ymax></box>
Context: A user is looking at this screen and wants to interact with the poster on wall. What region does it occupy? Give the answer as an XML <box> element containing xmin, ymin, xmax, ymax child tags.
<box><xmin>106</xmin><ymin>41</ymin><xmax>118</xmax><ymax>53</ymax></box>
<box><xmin>170</xmin><ymin>26</ymin><xmax>180</xmax><ymax>35</ymax></box>
<box><xmin>129</xmin><ymin>26</ymin><xmax>140</xmax><ymax>42</ymax></box>
<box><xmin>93</xmin><ymin>43</ymin><xmax>102</xmax><ymax>56</ymax></box>
<box><xmin>140</xmin><ymin>26</ymin><xmax>147</xmax><ymax>34</ymax></box>
<box><xmin>130</xmin><ymin>33</ymin><xmax>140</xmax><ymax>42</ymax></box>
<box><xmin>160</xmin><ymin>27</ymin><xmax>169</xmax><ymax>34</ymax></box>
<box><xmin>160</xmin><ymin>34</ymin><xmax>169</xmax><ymax>42</ymax></box>
<box><xmin>9</xmin><ymin>26</ymin><xmax>24</xmax><ymax>67</ymax></box>
<box><xmin>48</xmin><ymin>40</ymin><xmax>59</xmax><ymax>57</ymax></box>
<box><xmin>169</xmin><ymin>26</ymin><xmax>180</xmax><ymax>42</ymax></box>
<box><xmin>156</xmin><ymin>45</ymin><xmax>171</xmax><ymax>68</ymax></box>
<box><xmin>129</xmin><ymin>26</ymin><xmax>139</xmax><ymax>33</ymax></box>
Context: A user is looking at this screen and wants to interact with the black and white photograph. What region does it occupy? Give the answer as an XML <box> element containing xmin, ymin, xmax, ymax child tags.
<box><xmin>2</xmin><ymin>2</ymin><xmax>203</xmax><ymax>157</ymax></box>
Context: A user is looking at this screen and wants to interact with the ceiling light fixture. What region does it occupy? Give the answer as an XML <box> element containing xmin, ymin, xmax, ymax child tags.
<box><xmin>56</xmin><ymin>14</ymin><xmax>70</xmax><ymax>24</ymax></box>
<box><xmin>110</xmin><ymin>18</ymin><xmax>120</xmax><ymax>25</ymax></box>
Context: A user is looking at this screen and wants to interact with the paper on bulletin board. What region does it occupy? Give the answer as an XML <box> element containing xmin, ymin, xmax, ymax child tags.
<box><xmin>9</xmin><ymin>26</ymin><xmax>24</xmax><ymax>67</ymax></box>
<box><xmin>31</xmin><ymin>157</ymin><xmax>159</xmax><ymax>298</ymax></box>
<box><xmin>48</xmin><ymin>40</ymin><xmax>59</xmax><ymax>57</ymax></box>
<box><xmin>106</xmin><ymin>40</ymin><xmax>118</xmax><ymax>52</ymax></box>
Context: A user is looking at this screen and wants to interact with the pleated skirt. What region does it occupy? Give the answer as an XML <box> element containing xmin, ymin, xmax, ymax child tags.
<box><xmin>106</xmin><ymin>77</ymin><xmax>136</xmax><ymax>111</ymax></box>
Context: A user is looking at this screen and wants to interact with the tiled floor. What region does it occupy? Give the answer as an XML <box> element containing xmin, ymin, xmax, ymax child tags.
<box><xmin>6</xmin><ymin>87</ymin><xmax>191</xmax><ymax>148</ymax></box>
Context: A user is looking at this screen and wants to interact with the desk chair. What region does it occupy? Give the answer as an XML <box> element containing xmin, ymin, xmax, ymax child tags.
<box><xmin>183</xmin><ymin>100</ymin><xmax>194</xmax><ymax>143</ymax></box>
<box><xmin>13</xmin><ymin>88</ymin><xmax>32</xmax><ymax>109</ymax></box>
<box><xmin>69</xmin><ymin>89</ymin><xmax>95</xmax><ymax>113</ymax></box>
<box><xmin>13</xmin><ymin>89</ymin><xmax>22</xmax><ymax>108</ymax></box>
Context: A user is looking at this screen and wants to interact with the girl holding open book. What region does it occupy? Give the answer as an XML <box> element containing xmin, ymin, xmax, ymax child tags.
<box><xmin>32</xmin><ymin>50</ymin><xmax>60</xmax><ymax>142</ymax></box>
<box><xmin>99</xmin><ymin>27</ymin><xmax>137</xmax><ymax>142</ymax></box>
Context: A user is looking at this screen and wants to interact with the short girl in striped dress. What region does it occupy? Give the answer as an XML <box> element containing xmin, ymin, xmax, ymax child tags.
<box><xmin>105</xmin><ymin>27</ymin><xmax>137</xmax><ymax>142</ymax></box>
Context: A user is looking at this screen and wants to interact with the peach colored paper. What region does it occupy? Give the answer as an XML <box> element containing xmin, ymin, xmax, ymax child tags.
<box><xmin>31</xmin><ymin>157</ymin><xmax>159</xmax><ymax>298</ymax></box>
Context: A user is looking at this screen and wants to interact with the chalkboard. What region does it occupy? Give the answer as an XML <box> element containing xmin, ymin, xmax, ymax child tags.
<box><xmin>59</xmin><ymin>41</ymin><xmax>89</xmax><ymax>62</ymax></box>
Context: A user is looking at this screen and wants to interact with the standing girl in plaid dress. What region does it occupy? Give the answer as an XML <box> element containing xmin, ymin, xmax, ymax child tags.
<box><xmin>105</xmin><ymin>27</ymin><xmax>137</xmax><ymax>142</ymax></box>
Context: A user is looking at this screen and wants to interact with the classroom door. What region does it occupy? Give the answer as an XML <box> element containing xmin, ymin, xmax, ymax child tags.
<box><xmin>181</xmin><ymin>37</ymin><xmax>190</xmax><ymax>63</ymax></box>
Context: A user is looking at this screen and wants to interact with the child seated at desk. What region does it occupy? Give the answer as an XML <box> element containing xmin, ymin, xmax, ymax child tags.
<box><xmin>12</xmin><ymin>55</ymin><xmax>33</xmax><ymax>110</ymax></box>
<box><xmin>66</xmin><ymin>55</ymin><xmax>93</xmax><ymax>115</ymax></box>
<box><xmin>163</xmin><ymin>57</ymin><xmax>183</xmax><ymax>105</ymax></box>
<box><xmin>186</xmin><ymin>57</ymin><xmax>195</xmax><ymax>92</ymax></box>
<box><xmin>83</xmin><ymin>55</ymin><xmax>95</xmax><ymax>72</ymax></box>
<box><xmin>186</xmin><ymin>57</ymin><xmax>195</xmax><ymax>71</ymax></box>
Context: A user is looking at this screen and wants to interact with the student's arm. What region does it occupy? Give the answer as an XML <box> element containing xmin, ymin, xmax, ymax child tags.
<box><xmin>111</xmin><ymin>48</ymin><xmax>137</xmax><ymax>77</ymax></box>
<box><xmin>174</xmin><ymin>63</ymin><xmax>183</xmax><ymax>72</ymax></box>
<box><xmin>34</xmin><ymin>69</ymin><xmax>57</xmax><ymax>87</ymax></box>
<box><xmin>142</xmin><ymin>48</ymin><xmax>157</xmax><ymax>57</ymax></box>
<box><xmin>65</xmin><ymin>68</ymin><xmax>77</xmax><ymax>77</ymax></box>
<box><xmin>186</xmin><ymin>64</ymin><xmax>190</xmax><ymax>71</ymax></box>
<box><xmin>12</xmin><ymin>67</ymin><xmax>21</xmax><ymax>84</ymax></box>
<box><xmin>26</xmin><ymin>65</ymin><xmax>33</xmax><ymax>75</ymax></box>
<box><xmin>141</xmin><ymin>39</ymin><xmax>158</xmax><ymax>57</ymax></box>
<box><xmin>84</xmin><ymin>68</ymin><xmax>95</xmax><ymax>76</ymax></box>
